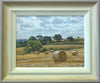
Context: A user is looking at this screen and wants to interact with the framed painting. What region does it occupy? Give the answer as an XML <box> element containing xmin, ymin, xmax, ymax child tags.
<box><xmin>0</xmin><ymin>0</ymin><xmax>100</xmax><ymax>82</ymax></box>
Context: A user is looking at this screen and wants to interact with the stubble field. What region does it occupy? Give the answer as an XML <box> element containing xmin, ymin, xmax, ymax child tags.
<box><xmin>16</xmin><ymin>45</ymin><xmax>84</xmax><ymax>67</ymax></box>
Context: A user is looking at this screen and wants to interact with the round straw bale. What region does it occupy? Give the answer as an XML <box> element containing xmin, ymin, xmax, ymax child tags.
<box><xmin>72</xmin><ymin>49</ymin><xmax>78</xmax><ymax>56</ymax></box>
<box><xmin>44</xmin><ymin>51</ymin><xmax>49</xmax><ymax>55</ymax></box>
<box><xmin>49</xmin><ymin>50</ymin><xmax>54</xmax><ymax>52</ymax></box>
<box><xmin>53</xmin><ymin>50</ymin><xmax>67</xmax><ymax>62</ymax></box>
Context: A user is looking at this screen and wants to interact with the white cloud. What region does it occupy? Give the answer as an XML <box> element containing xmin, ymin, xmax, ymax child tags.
<box><xmin>16</xmin><ymin>16</ymin><xmax>84</xmax><ymax>39</ymax></box>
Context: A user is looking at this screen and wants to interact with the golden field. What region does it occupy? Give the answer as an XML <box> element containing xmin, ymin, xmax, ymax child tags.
<box><xmin>43</xmin><ymin>45</ymin><xmax>83</xmax><ymax>49</ymax></box>
<box><xmin>16</xmin><ymin>45</ymin><xmax>84</xmax><ymax>67</ymax></box>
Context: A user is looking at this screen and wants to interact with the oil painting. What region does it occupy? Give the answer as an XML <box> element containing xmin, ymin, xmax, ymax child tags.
<box><xmin>16</xmin><ymin>16</ymin><xmax>84</xmax><ymax>67</ymax></box>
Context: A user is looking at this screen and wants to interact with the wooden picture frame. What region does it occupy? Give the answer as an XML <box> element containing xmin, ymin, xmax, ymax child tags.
<box><xmin>0</xmin><ymin>0</ymin><xmax>100</xmax><ymax>82</ymax></box>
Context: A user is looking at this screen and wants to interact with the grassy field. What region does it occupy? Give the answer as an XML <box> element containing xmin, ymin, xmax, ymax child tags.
<box><xmin>16</xmin><ymin>45</ymin><xmax>84</xmax><ymax>67</ymax></box>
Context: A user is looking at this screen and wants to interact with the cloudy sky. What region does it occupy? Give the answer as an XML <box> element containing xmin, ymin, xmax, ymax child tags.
<box><xmin>16</xmin><ymin>16</ymin><xmax>84</xmax><ymax>39</ymax></box>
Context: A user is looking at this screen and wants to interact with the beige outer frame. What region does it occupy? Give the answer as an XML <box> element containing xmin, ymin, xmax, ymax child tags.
<box><xmin>0</xmin><ymin>0</ymin><xmax>100</xmax><ymax>82</ymax></box>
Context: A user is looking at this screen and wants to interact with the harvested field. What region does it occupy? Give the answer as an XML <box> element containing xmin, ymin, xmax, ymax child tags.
<box><xmin>43</xmin><ymin>45</ymin><xmax>84</xmax><ymax>49</ymax></box>
<box><xmin>16</xmin><ymin>45</ymin><xmax>84</xmax><ymax>67</ymax></box>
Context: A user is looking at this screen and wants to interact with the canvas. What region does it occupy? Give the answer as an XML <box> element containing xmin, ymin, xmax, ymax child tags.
<box><xmin>16</xmin><ymin>16</ymin><xmax>84</xmax><ymax>67</ymax></box>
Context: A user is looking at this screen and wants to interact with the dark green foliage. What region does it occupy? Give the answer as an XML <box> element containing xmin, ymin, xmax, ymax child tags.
<box><xmin>67</xmin><ymin>36</ymin><xmax>74</xmax><ymax>41</ymax></box>
<box><xmin>29</xmin><ymin>36</ymin><xmax>36</xmax><ymax>41</ymax></box>
<box><xmin>53</xmin><ymin>34</ymin><xmax>62</xmax><ymax>41</ymax></box>
<box><xmin>49</xmin><ymin>48</ymin><xmax>54</xmax><ymax>50</ymax></box>
<box><xmin>77</xmin><ymin>36</ymin><xmax>80</xmax><ymax>39</ymax></box>
<box><xmin>39</xmin><ymin>36</ymin><xmax>52</xmax><ymax>45</ymax></box>
<box><xmin>36</xmin><ymin>35</ymin><xmax>43</xmax><ymax>40</ymax></box>
<box><xmin>39</xmin><ymin>48</ymin><xmax>47</xmax><ymax>52</ymax></box>
<box><xmin>39</xmin><ymin>37</ymin><xmax>46</xmax><ymax>45</ymax></box>
<box><xmin>43</xmin><ymin>36</ymin><xmax>52</xmax><ymax>43</ymax></box>
<box><xmin>32</xmin><ymin>40</ymin><xmax>42</xmax><ymax>51</ymax></box>
<box><xmin>39</xmin><ymin>40</ymin><xmax>46</xmax><ymax>45</ymax></box>
<box><xmin>24</xmin><ymin>40</ymin><xmax>42</xmax><ymax>54</ymax></box>
<box><xmin>16</xmin><ymin>41</ymin><xmax>27</xmax><ymax>48</ymax></box>
<box><xmin>27</xmin><ymin>40</ymin><xmax>35</xmax><ymax>47</ymax></box>
<box><xmin>24</xmin><ymin>46</ymin><xmax>32</xmax><ymax>54</ymax></box>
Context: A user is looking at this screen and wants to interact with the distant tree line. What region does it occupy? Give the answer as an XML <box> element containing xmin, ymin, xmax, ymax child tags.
<box><xmin>16</xmin><ymin>34</ymin><xmax>83</xmax><ymax>54</ymax></box>
<box><xmin>16</xmin><ymin>34</ymin><xmax>81</xmax><ymax>49</ymax></box>
<box><xmin>28</xmin><ymin>34</ymin><xmax>63</xmax><ymax>45</ymax></box>
<box><xmin>16</xmin><ymin>41</ymin><xmax>27</xmax><ymax>48</ymax></box>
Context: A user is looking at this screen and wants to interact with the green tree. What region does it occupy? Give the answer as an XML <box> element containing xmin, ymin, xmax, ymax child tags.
<box><xmin>39</xmin><ymin>38</ymin><xmax>46</xmax><ymax>45</ymax></box>
<box><xmin>47</xmin><ymin>36</ymin><xmax>52</xmax><ymax>42</ymax></box>
<box><xmin>38</xmin><ymin>36</ymin><xmax>52</xmax><ymax>45</ymax></box>
<box><xmin>36</xmin><ymin>35</ymin><xmax>43</xmax><ymax>40</ymax></box>
<box><xmin>53</xmin><ymin>34</ymin><xmax>62</xmax><ymax>41</ymax></box>
<box><xmin>29</xmin><ymin>36</ymin><xmax>36</xmax><ymax>41</ymax></box>
<box><xmin>24</xmin><ymin>46</ymin><xmax>32</xmax><ymax>54</ymax></box>
<box><xmin>32</xmin><ymin>40</ymin><xmax>42</xmax><ymax>51</ymax></box>
<box><xmin>67</xmin><ymin>36</ymin><xmax>74</xmax><ymax>41</ymax></box>
<box><xmin>16</xmin><ymin>41</ymin><xmax>27</xmax><ymax>48</ymax></box>
<box><xmin>77</xmin><ymin>36</ymin><xmax>80</xmax><ymax>39</ymax></box>
<box><xmin>27</xmin><ymin>40</ymin><xmax>35</xmax><ymax>48</ymax></box>
<box><xmin>43</xmin><ymin>36</ymin><xmax>52</xmax><ymax>43</ymax></box>
<box><xmin>24</xmin><ymin>40</ymin><xmax>42</xmax><ymax>54</ymax></box>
